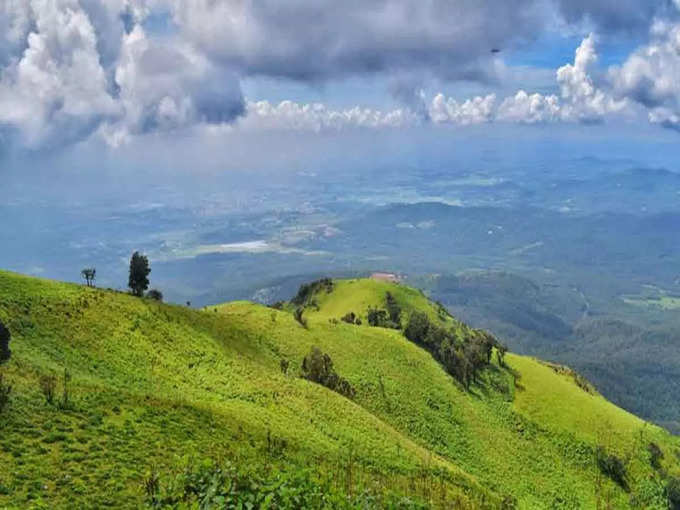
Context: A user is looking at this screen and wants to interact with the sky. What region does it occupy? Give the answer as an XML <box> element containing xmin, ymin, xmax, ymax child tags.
<box><xmin>1</xmin><ymin>0</ymin><xmax>680</xmax><ymax>164</ymax></box>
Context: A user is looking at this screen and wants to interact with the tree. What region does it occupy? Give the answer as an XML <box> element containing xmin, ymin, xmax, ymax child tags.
<box><xmin>128</xmin><ymin>252</ymin><xmax>151</xmax><ymax>297</ymax></box>
<box><xmin>0</xmin><ymin>320</ymin><xmax>10</xmax><ymax>363</ymax></box>
<box><xmin>81</xmin><ymin>267</ymin><xmax>96</xmax><ymax>287</ymax></box>
<box><xmin>146</xmin><ymin>289</ymin><xmax>163</xmax><ymax>302</ymax></box>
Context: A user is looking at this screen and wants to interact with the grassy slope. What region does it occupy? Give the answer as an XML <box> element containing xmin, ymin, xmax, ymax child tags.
<box><xmin>0</xmin><ymin>272</ymin><xmax>678</xmax><ymax>508</ymax></box>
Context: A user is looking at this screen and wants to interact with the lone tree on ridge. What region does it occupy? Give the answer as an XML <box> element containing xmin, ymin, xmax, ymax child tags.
<box><xmin>81</xmin><ymin>268</ymin><xmax>96</xmax><ymax>287</ymax></box>
<box><xmin>128</xmin><ymin>252</ymin><xmax>151</xmax><ymax>297</ymax></box>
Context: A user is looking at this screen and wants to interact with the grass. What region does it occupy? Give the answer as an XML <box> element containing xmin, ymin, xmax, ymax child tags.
<box><xmin>0</xmin><ymin>271</ymin><xmax>678</xmax><ymax>508</ymax></box>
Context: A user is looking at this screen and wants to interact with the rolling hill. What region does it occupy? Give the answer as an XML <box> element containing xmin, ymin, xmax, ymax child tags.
<box><xmin>0</xmin><ymin>271</ymin><xmax>678</xmax><ymax>508</ymax></box>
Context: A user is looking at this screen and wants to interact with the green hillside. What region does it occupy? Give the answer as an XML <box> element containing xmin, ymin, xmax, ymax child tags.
<box><xmin>0</xmin><ymin>271</ymin><xmax>678</xmax><ymax>509</ymax></box>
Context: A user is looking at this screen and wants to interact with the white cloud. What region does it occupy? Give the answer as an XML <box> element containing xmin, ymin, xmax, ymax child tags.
<box><xmin>555</xmin><ymin>34</ymin><xmax>628</xmax><ymax>122</ymax></box>
<box><xmin>428</xmin><ymin>93</ymin><xmax>496</xmax><ymax>125</ymax></box>
<box><xmin>0</xmin><ymin>1</ymin><xmax>678</xmax><ymax>150</ymax></box>
<box><xmin>101</xmin><ymin>25</ymin><xmax>244</xmax><ymax>145</ymax></box>
<box><xmin>0</xmin><ymin>0</ymin><xmax>118</xmax><ymax>147</ymax></box>
<box><xmin>498</xmin><ymin>91</ymin><xmax>561</xmax><ymax>123</ymax></box>
<box><xmin>610</xmin><ymin>20</ymin><xmax>680</xmax><ymax>129</ymax></box>
<box><xmin>238</xmin><ymin>100</ymin><xmax>419</xmax><ymax>132</ymax></box>
<box><xmin>497</xmin><ymin>34</ymin><xmax>629</xmax><ymax>124</ymax></box>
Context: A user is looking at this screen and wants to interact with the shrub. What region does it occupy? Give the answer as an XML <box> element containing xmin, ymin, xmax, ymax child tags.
<box><xmin>0</xmin><ymin>373</ymin><xmax>11</xmax><ymax>413</ymax></box>
<box><xmin>0</xmin><ymin>320</ymin><xmax>10</xmax><ymax>363</ymax></box>
<box><xmin>145</xmin><ymin>459</ymin><xmax>417</xmax><ymax>509</ymax></box>
<box><xmin>596</xmin><ymin>446</ymin><xmax>628</xmax><ymax>490</ymax></box>
<box><xmin>667</xmin><ymin>476</ymin><xmax>680</xmax><ymax>510</ymax></box>
<box><xmin>293</xmin><ymin>307</ymin><xmax>307</xmax><ymax>328</ymax></box>
<box><xmin>648</xmin><ymin>442</ymin><xmax>664</xmax><ymax>470</ymax></box>
<box><xmin>301</xmin><ymin>347</ymin><xmax>355</xmax><ymax>398</ymax></box>
<box><xmin>385</xmin><ymin>292</ymin><xmax>402</xmax><ymax>327</ymax></box>
<box><xmin>280</xmin><ymin>358</ymin><xmax>290</xmax><ymax>375</ymax></box>
<box><xmin>146</xmin><ymin>289</ymin><xmax>163</xmax><ymax>302</ymax></box>
<box><xmin>39</xmin><ymin>374</ymin><xmax>57</xmax><ymax>404</ymax></box>
<box><xmin>341</xmin><ymin>312</ymin><xmax>359</xmax><ymax>325</ymax></box>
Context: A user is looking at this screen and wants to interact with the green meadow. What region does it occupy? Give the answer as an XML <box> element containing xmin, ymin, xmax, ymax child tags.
<box><xmin>0</xmin><ymin>271</ymin><xmax>678</xmax><ymax>508</ymax></box>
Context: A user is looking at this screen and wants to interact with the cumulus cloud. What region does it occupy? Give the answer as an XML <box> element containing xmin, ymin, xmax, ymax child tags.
<box><xmin>428</xmin><ymin>94</ymin><xmax>497</xmax><ymax>125</ymax></box>
<box><xmin>0</xmin><ymin>0</ymin><xmax>678</xmax><ymax>150</ymax></box>
<box><xmin>497</xmin><ymin>91</ymin><xmax>561</xmax><ymax>123</ymax></box>
<box><xmin>609</xmin><ymin>20</ymin><xmax>680</xmax><ymax>129</ymax></box>
<box><xmin>496</xmin><ymin>34</ymin><xmax>629</xmax><ymax>123</ymax></box>
<box><xmin>101</xmin><ymin>24</ymin><xmax>244</xmax><ymax>146</ymax></box>
<box><xmin>0</xmin><ymin>0</ymin><xmax>118</xmax><ymax>147</ymax></box>
<box><xmin>239</xmin><ymin>100</ymin><xmax>418</xmax><ymax>132</ymax></box>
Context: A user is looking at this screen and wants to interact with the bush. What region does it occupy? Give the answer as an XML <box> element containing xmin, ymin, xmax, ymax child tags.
<box><xmin>39</xmin><ymin>374</ymin><xmax>57</xmax><ymax>404</ymax></box>
<box><xmin>146</xmin><ymin>289</ymin><xmax>163</xmax><ymax>302</ymax></box>
<box><xmin>0</xmin><ymin>373</ymin><xmax>11</xmax><ymax>413</ymax></box>
<box><xmin>667</xmin><ymin>476</ymin><xmax>680</xmax><ymax>510</ymax></box>
<box><xmin>341</xmin><ymin>312</ymin><xmax>360</xmax><ymax>325</ymax></box>
<box><xmin>596</xmin><ymin>446</ymin><xmax>628</xmax><ymax>490</ymax></box>
<box><xmin>280</xmin><ymin>358</ymin><xmax>290</xmax><ymax>375</ymax></box>
<box><xmin>385</xmin><ymin>292</ymin><xmax>402</xmax><ymax>327</ymax></box>
<box><xmin>648</xmin><ymin>442</ymin><xmax>664</xmax><ymax>470</ymax></box>
<box><xmin>293</xmin><ymin>307</ymin><xmax>307</xmax><ymax>328</ymax></box>
<box><xmin>0</xmin><ymin>320</ymin><xmax>10</xmax><ymax>363</ymax></box>
<box><xmin>301</xmin><ymin>347</ymin><xmax>355</xmax><ymax>398</ymax></box>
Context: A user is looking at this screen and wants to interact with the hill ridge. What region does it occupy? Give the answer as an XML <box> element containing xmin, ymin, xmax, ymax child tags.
<box><xmin>0</xmin><ymin>271</ymin><xmax>678</xmax><ymax>508</ymax></box>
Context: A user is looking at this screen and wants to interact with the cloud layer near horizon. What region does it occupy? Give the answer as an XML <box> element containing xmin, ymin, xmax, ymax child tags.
<box><xmin>0</xmin><ymin>0</ymin><xmax>679</xmax><ymax>150</ymax></box>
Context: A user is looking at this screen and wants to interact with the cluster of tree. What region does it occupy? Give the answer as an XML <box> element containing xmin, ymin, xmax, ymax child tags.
<box><xmin>365</xmin><ymin>292</ymin><xmax>402</xmax><ymax>329</ymax></box>
<box><xmin>291</xmin><ymin>278</ymin><xmax>333</xmax><ymax>307</ymax></box>
<box><xmin>301</xmin><ymin>347</ymin><xmax>355</xmax><ymax>399</ymax></box>
<box><xmin>0</xmin><ymin>319</ymin><xmax>10</xmax><ymax>363</ymax></box>
<box><xmin>404</xmin><ymin>311</ymin><xmax>502</xmax><ymax>389</ymax></box>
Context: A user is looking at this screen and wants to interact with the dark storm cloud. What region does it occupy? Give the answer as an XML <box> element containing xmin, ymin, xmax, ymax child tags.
<box><xmin>172</xmin><ymin>0</ymin><xmax>547</xmax><ymax>82</ymax></box>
